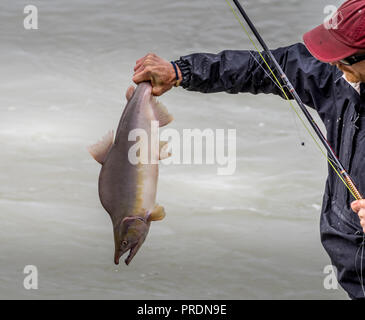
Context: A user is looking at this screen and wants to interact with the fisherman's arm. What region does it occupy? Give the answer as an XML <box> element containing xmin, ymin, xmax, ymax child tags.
<box><xmin>133</xmin><ymin>43</ymin><xmax>335</xmax><ymax>113</ymax></box>
<box><xmin>174</xmin><ymin>43</ymin><xmax>335</xmax><ymax>109</ymax></box>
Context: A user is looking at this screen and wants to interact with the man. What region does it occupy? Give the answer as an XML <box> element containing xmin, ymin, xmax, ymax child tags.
<box><xmin>133</xmin><ymin>0</ymin><xmax>365</xmax><ymax>299</ymax></box>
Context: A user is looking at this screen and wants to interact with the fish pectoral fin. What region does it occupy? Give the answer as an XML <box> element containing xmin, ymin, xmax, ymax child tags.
<box><xmin>147</xmin><ymin>205</ymin><xmax>166</xmax><ymax>222</ymax></box>
<box><xmin>151</xmin><ymin>97</ymin><xmax>173</xmax><ymax>127</ymax></box>
<box><xmin>87</xmin><ymin>130</ymin><xmax>114</xmax><ymax>164</ymax></box>
<box><xmin>126</xmin><ymin>85</ymin><xmax>135</xmax><ymax>101</ymax></box>
<box><xmin>159</xmin><ymin>141</ymin><xmax>171</xmax><ymax>160</ymax></box>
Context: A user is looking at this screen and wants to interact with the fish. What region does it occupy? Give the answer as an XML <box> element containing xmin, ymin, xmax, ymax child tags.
<box><xmin>88</xmin><ymin>82</ymin><xmax>173</xmax><ymax>265</ymax></box>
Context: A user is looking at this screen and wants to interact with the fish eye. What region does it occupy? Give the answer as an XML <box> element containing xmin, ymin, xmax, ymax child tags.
<box><xmin>122</xmin><ymin>240</ymin><xmax>128</xmax><ymax>246</ymax></box>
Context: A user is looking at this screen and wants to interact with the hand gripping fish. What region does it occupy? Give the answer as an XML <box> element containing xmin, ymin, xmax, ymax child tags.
<box><xmin>88</xmin><ymin>82</ymin><xmax>173</xmax><ymax>265</ymax></box>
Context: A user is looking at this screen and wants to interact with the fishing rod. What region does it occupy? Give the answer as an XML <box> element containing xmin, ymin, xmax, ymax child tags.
<box><xmin>230</xmin><ymin>0</ymin><xmax>363</xmax><ymax>201</ymax></box>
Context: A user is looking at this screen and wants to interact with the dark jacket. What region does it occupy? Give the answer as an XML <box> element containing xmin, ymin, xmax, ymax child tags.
<box><xmin>175</xmin><ymin>42</ymin><xmax>365</xmax><ymax>299</ymax></box>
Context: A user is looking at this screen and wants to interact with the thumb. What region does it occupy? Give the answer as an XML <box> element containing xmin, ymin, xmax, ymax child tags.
<box><xmin>351</xmin><ymin>200</ymin><xmax>361</xmax><ymax>213</ymax></box>
<box><xmin>152</xmin><ymin>86</ymin><xmax>167</xmax><ymax>96</ymax></box>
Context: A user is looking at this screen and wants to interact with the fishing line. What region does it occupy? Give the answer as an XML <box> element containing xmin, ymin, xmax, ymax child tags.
<box><xmin>250</xmin><ymin>48</ymin><xmax>308</xmax><ymax>147</ymax></box>
<box><xmin>225</xmin><ymin>0</ymin><xmax>358</xmax><ymax>200</ymax></box>
<box><xmin>248</xmin><ymin>51</ymin><xmax>282</xmax><ymax>92</ymax></box>
<box><xmin>249</xmin><ymin>49</ymin><xmax>308</xmax><ymax>146</ymax></box>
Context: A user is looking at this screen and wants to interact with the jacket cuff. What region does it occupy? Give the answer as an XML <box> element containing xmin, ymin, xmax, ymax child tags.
<box><xmin>174</xmin><ymin>58</ymin><xmax>191</xmax><ymax>88</ymax></box>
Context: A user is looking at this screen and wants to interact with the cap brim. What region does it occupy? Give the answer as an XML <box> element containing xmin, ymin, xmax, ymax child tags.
<box><xmin>303</xmin><ymin>24</ymin><xmax>358</xmax><ymax>63</ymax></box>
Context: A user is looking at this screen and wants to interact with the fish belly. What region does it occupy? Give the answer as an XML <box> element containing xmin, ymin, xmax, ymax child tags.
<box><xmin>99</xmin><ymin>105</ymin><xmax>159</xmax><ymax>222</ymax></box>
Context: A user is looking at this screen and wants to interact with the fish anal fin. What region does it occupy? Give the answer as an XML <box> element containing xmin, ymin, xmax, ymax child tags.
<box><xmin>146</xmin><ymin>205</ymin><xmax>166</xmax><ymax>222</ymax></box>
<box><xmin>87</xmin><ymin>130</ymin><xmax>114</xmax><ymax>164</ymax></box>
<box><xmin>159</xmin><ymin>141</ymin><xmax>171</xmax><ymax>160</ymax></box>
<box><xmin>151</xmin><ymin>97</ymin><xmax>173</xmax><ymax>127</ymax></box>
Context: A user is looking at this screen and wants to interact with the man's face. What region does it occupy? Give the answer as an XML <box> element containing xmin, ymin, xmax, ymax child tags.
<box><xmin>331</xmin><ymin>49</ymin><xmax>365</xmax><ymax>83</ymax></box>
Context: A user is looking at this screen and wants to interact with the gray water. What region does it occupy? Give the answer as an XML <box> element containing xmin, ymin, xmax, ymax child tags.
<box><xmin>0</xmin><ymin>0</ymin><xmax>348</xmax><ymax>299</ymax></box>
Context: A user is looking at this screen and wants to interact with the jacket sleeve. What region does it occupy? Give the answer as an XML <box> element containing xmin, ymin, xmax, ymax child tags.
<box><xmin>174</xmin><ymin>42</ymin><xmax>336</xmax><ymax>112</ymax></box>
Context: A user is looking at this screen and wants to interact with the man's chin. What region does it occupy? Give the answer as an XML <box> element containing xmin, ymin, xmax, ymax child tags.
<box><xmin>338</xmin><ymin>66</ymin><xmax>361</xmax><ymax>83</ymax></box>
<box><xmin>345</xmin><ymin>73</ymin><xmax>361</xmax><ymax>83</ymax></box>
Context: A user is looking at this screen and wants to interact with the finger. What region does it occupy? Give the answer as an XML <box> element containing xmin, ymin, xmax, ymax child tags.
<box><xmin>361</xmin><ymin>219</ymin><xmax>365</xmax><ymax>228</ymax></box>
<box><xmin>358</xmin><ymin>208</ymin><xmax>365</xmax><ymax>217</ymax></box>
<box><xmin>134</xmin><ymin>59</ymin><xmax>146</xmax><ymax>72</ymax></box>
<box><xmin>134</xmin><ymin>59</ymin><xmax>154</xmax><ymax>74</ymax></box>
<box><xmin>134</xmin><ymin>57</ymin><xmax>149</xmax><ymax>71</ymax></box>
<box><xmin>351</xmin><ymin>200</ymin><xmax>365</xmax><ymax>213</ymax></box>
<box><xmin>133</xmin><ymin>64</ymin><xmax>145</xmax><ymax>76</ymax></box>
<box><xmin>152</xmin><ymin>85</ymin><xmax>171</xmax><ymax>97</ymax></box>
<box><xmin>135</xmin><ymin>54</ymin><xmax>149</xmax><ymax>68</ymax></box>
<box><xmin>143</xmin><ymin>57</ymin><xmax>156</xmax><ymax>67</ymax></box>
<box><xmin>152</xmin><ymin>86</ymin><xmax>163</xmax><ymax>96</ymax></box>
<box><xmin>132</xmin><ymin>69</ymin><xmax>151</xmax><ymax>84</ymax></box>
<box><xmin>134</xmin><ymin>53</ymin><xmax>156</xmax><ymax>71</ymax></box>
<box><xmin>134</xmin><ymin>62</ymin><xmax>143</xmax><ymax>72</ymax></box>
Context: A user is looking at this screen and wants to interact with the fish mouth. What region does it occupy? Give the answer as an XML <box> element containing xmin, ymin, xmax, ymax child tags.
<box><xmin>114</xmin><ymin>242</ymin><xmax>141</xmax><ymax>266</ymax></box>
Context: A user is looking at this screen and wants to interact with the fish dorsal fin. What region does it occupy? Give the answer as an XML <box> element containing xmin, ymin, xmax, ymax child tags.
<box><xmin>146</xmin><ymin>205</ymin><xmax>166</xmax><ymax>222</ymax></box>
<box><xmin>87</xmin><ymin>130</ymin><xmax>114</xmax><ymax>164</ymax></box>
<box><xmin>151</xmin><ymin>97</ymin><xmax>173</xmax><ymax>127</ymax></box>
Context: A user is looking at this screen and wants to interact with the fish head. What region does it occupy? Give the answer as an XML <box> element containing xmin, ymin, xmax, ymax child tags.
<box><xmin>113</xmin><ymin>215</ymin><xmax>150</xmax><ymax>265</ymax></box>
<box><xmin>126</xmin><ymin>82</ymin><xmax>152</xmax><ymax>107</ymax></box>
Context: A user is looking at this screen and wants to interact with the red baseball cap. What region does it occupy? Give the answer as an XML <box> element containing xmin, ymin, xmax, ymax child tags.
<box><xmin>303</xmin><ymin>0</ymin><xmax>365</xmax><ymax>63</ymax></box>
